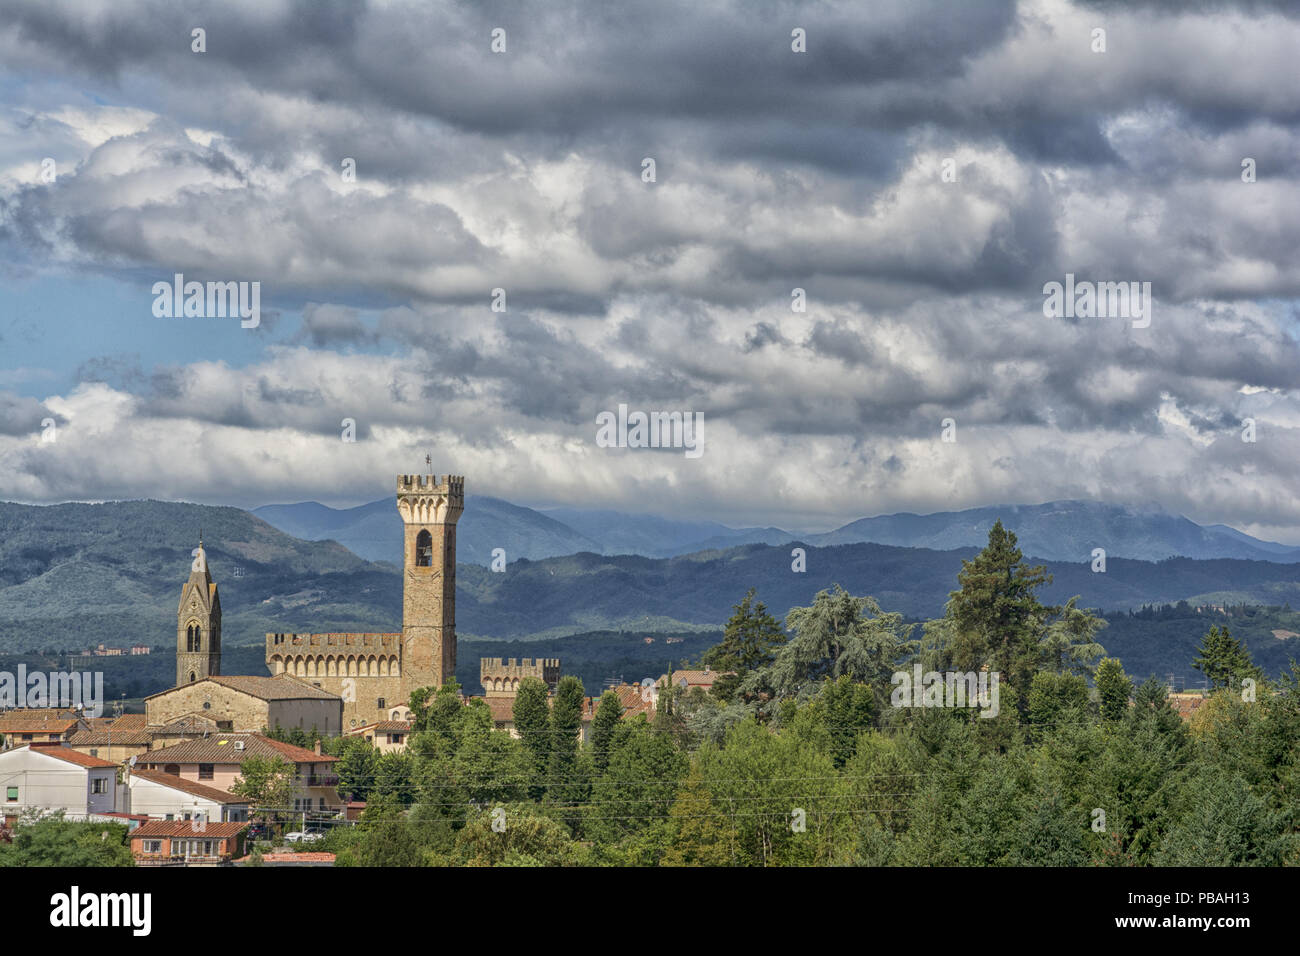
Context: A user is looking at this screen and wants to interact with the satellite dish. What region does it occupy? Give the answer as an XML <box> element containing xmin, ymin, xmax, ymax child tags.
<box><xmin>128</xmin><ymin>755</ymin><xmax>137</xmax><ymax>768</ymax></box>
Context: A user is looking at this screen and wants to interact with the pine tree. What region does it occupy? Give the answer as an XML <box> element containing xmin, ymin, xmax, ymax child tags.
<box><xmin>945</xmin><ymin>520</ymin><xmax>1052</xmax><ymax>712</ymax></box>
<box><xmin>1095</xmin><ymin>657</ymin><xmax>1132</xmax><ymax>721</ymax></box>
<box><xmin>1192</xmin><ymin>625</ymin><xmax>1262</xmax><ymax>691</ymax></box>
<box><xmin>703</xmin><ymin>588</ymin><xmax>786</xmax><ymax>686</ymax></box>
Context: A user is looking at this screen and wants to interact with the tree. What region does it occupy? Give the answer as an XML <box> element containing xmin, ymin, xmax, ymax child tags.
<box><xmin>703</xmin><ymin>588</ymin><xmax>786</xmax><ymax>699</ymax></box>
<box><xmin>1026</xmin><ymin>671</ymin><xmax>1089</xmax><ymax>728</ymax></box>
<box><xmin>743</xmin><ymin>585</ymin><xmax>914</xmax><ymax>705</ymax></box>
<box><xmin>661</xmin><ymin>765</ymin><xmax>731</xmax><ymax>866</ymax></box>
<box><xmin>513</xmin><ymin>677</ymin><xmax>552</xmax><ymax>799</ymax></box>
<box><xmin>453</xmin><ymin>803</ymin><xmax>587</xmax><ymax>867</ymax></box>
<box><xmin>1095</xmin><ymin>657</ymin><xmax>1132</xmax><ymax>721</ymax></box>
<box><xmin>334</xmin><ymin>736</ymin><xmax>378</xmax><ymax>801</ymax></box>
<box><xmin>1155</xmin><ymin>771</ymin><xmax>1289</xmax><ymax>866</ymax></box>
<box><xmin>0</xmin><ymin>813</ymin><xmax>132</xmax><ymax>867</ymax></box>
<box><xmin>1192</xmin><ymin>625</ymin><xmax>1262</xmax><ymax>691</ymax></box>
<box><xmin>548</xmin><ymin>675</ymin><xmax>587</xmax><ymax>827</ymax></box>
<box><xmin>589</xmin><ymin>689</ymin><xmax>622</xmax><ymax>774</ymax></box>
<box><xmin>946</xmin><ymin>521</ymin><xmax>1051</xmax><ymax>707</ymax></box>
<box><xmin>229</xmin><ymin>755</ymin><xmax>297</xmax><ymax>828</ymax></box>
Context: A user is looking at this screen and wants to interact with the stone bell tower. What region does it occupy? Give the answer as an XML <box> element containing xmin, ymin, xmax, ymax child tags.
<box><xmin>176</xmin><ymin>540</ymin><xmax>221</xmax><ymax>687</ymax></box>
<box><xmin>396</xmin><ymin>473</ymin><xmax>463</xmax><ymax>694</ymax></box>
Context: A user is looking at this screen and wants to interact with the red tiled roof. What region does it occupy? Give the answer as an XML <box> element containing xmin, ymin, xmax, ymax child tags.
<box><xmin>129</xmin><ymin>769</ymin><xmax>248</xmax><ymax>804</ymax></box>
<box><xmin>140</xmin><ymin>733</ymin><xmax>336</xmax><ymax>766</ymax></box>
<box><xmin>132</xmin><ymin>819</ymin><xmax>248</xmax><ymax>839</ymax></box>
<box><xmin>69</xmin><ymin>729</ymin><xmax>154</xmax><ymax>747</ymax></box>
<box><xmin>111</xmin><ymin>714</ymin><xmax>148</xmax><ymax>730</ymax></box>
<box><xmin>27</xmin><ymin>745</ymin><xmax>118</xmax><ymax>769</ymax></box>
<box><xmin>0</xmin><ymin>716</ymin><xmax>78</xmax><ymax>734</ymax></box>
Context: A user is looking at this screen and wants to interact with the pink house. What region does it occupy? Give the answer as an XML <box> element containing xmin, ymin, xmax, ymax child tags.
<box><xmin>137</xmin><ymin>733</ymin><xmax>340</xmax><ymax>814</ymax></box>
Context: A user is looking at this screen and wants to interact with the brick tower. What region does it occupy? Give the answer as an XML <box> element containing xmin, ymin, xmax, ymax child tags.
<box><xmin>396</xmin><ymin>473</ymin><xmax>463</xmax><ymax>693</ymax></box>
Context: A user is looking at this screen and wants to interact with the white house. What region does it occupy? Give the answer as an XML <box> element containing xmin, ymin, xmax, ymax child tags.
<box><xmin>0</xmin><ymin>744</ymin><xmax>119</xmax><ymax>825</ymax></box>
<box><xmin>126</xmin><ymin>769</ymin><xmax>250</xmax><ymax>823</ymax></box>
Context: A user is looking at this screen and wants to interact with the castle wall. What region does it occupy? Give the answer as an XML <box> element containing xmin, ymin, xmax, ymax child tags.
<box><xmin>480</xmin><ymin>657</ymin><xmax>562</xmax><ymax>697</ymax></box>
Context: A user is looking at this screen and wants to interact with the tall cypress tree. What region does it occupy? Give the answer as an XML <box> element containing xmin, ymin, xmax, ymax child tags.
<box><xmin>513</xmin><ymin>677</ymin><xmax>552</xmax><ymax>799</ymax></box>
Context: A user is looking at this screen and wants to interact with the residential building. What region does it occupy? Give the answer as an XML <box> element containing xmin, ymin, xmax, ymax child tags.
<box><xmin>346</xmin><ymin>720</ymin><xmax>412</xmax><ymax>752</ymax></box>
<box><xmin>126</xmin><ymin>769</ymin><xmax>250</xmax><ymax>823</ymax></box>
<box><xmin>131</xmin><ymin>819</ymin><xmax>247</xmax><ymax>866</ymax></box>
<box><xmin>136</xmin><ymin>733</ymin><xmax>341</xmax><ymax>814</ymax></box>
<box><xmin>0</xmin><ymin>744</ymin><xmax>119</xmax><ymax>825</ymax></box>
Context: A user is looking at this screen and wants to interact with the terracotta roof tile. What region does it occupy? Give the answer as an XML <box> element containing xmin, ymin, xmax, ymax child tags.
<box><xmin>0</xmin><ymin>715</ymin><xmax>79</xmax><ymax>734</ymax></box>
<box><xmin>69</xmin><ymin>729</ymin><xmax>154</xmax><ymax>747</ymax></box>
<box><xmin>26</xmin><ymin>745</ymin><xmax>118</xmax><ymax>769</ymax></box>
<box><xmin>132</xmin><ymin>819</ymin><xmax>248</xmax><ymax>839</ymax></box>
<box><xmin>140</xmin><ymin>733</ymin><xmax>337</xmax><ymax>766</ymax></box>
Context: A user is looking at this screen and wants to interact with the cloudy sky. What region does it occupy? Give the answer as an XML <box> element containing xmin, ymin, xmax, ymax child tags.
<box><xmin>2</xmin><ymin>0</ymin><xmax>1298</xmax><ymax>538</ymax></box>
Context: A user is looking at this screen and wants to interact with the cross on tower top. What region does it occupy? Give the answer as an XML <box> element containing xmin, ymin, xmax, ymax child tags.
<box><xmin>425</xmin><ymin>454</ymin><xmax>432</xmax><ymax>470</ymax></box>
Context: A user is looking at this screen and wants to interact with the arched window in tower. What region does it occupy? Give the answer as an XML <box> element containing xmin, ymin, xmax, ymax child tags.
<box><xmin>188</xmin><ymin>672</ymin><xmax>196</xmax><ymax>683</ymax></box>
<box><xmin>416</xmin><ymin>529</ymin><xmax>433</xmax><ymax>567</ymax></box>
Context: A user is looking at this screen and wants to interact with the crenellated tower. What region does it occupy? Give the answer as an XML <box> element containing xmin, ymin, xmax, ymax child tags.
<box><xmin>396</xmin><ymin>473</ymin><xmax>464</xmax><ymax>692</ymax></box>
<box><xmin>176</xmin><ymin>541</ymin><xmax>221</xmax><ymax>686</ymax></box>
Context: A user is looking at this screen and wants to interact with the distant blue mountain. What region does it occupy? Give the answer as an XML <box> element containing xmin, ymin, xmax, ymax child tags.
<box><xmin>807</xmin><ymin>501</ymin><xmax>1300</xmax><ymax>563</ymax></box>
<box><xmin>253</xmin><ymin>495</ymin><xmax>599</xmax><ymax>566</ymax></box>
<box><xmin>254</xmin><ymin>496</ymin><xmax>1300</xmax><ymax>566</ymax></box>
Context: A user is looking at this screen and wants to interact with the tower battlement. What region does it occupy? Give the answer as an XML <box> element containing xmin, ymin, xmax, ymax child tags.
<box><xmin>398</xmin><ymin>474</ymin><xmax>464</xmax><ymax>496</ymax></box>
<box><xmin>480</xmin><ymin>657</ymin><xmax>561</xmax><ymax>696</ymax></box>
<box><xmin>266</xmin><ymin>632</ymin><xmax>401</xmax><ymax>650</ymax></box>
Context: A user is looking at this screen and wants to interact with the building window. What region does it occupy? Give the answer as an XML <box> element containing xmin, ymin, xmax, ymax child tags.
<box><xmin>391</xmin><ymin>734</ymin><xmax>403</xmax><ymax>745</ymax></box>
<box><xmin>319</xmin><ymin>798</ymin><xmax>326</xmax><ymax>810</ymax></box>
<box><xmin>89</xmin><ymin>749</ymin><xmax>99</xmax><ymax>757</ymax></box>
<box><xmin>415</xmin><ymin>529</ymin><xmax>433</xmax><ymax>566</ymax></box>
<box><xmin>5</xmin><ymin>787</ymin><xmax>16</xmax><ymax>802</ymax></box>
<box><xmin>198</xmin><ymin>763</ymin><xmax>214</xmax><ymax>780</ymax></box>
<box><xmin>376</xmin><ymin>698</ymin><xmax>386</xmax><ymax>710</ymax></box>
<box><xmin>92</xmin><ymin>778</ymin><xmax>108</xmax><ymax>794</ymax></box>
<box><xmin>20</xmin><ymin>734</ymin><xmax>32</xmax><ymax>741</ymax></box>
<box><xmin>141</xmin><ymin>840</ymin><xmax>161</xmax><ymax>854</ymax></box>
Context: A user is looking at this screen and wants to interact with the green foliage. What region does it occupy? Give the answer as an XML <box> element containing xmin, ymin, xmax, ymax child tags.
<box><xmin>0</xmin><ymin>813</ymin><xmax>133</xmax><ymax>867</ymax></box>
<box><xmin>702</xmin><ymin>588</ymin><xmax>786</xmax><ymax>698</ymax></box>
<box><xmin>1094</xmin><ymin>657</ymin><xmax>1132</xmax><ymax>721</ymax></box>
<box><xmin>1192</xmin><ymin>625</ymin><xmax>1263</xmax><ymax>691</ymax></box>
<box><xmin>453</xmin><ymin>804</ymin><xmax>588</xmax><ymax>867</ymax></box>
<box><xmin>229</xmin><ymin>755</ymin><xmax>297</xmax><ymax>823</ymax></box>
<box><xmin>742</xmin><ymin>584</ymin><xmax>915</xmax><ymax>706</ymax></box>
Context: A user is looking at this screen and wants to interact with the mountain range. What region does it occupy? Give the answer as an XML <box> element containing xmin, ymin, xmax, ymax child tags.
<box><xmin>3</xmin><ymin>498</ymin><xmax>1300</xmax><ymax>684</ymax></box>
<box><xmin>254</xmin><ymin>496</ymin><xmax>1300</xmax><ymax>566</ymax></box>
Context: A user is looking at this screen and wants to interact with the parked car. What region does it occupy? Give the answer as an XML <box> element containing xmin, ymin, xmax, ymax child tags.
<box><xmin>284</xmin><ymin>830</ymin><xmax>324</xmax><ymax>844</ymax></box>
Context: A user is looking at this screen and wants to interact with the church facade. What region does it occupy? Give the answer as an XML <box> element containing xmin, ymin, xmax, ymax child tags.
<box><xmin>264</xmin><ymin>473</ymin><xmax>464</xmax><ymax>729</ymax></box>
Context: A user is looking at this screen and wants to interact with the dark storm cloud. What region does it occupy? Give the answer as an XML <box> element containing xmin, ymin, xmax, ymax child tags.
<box><xmin>0</xmin><ymin>392</ymin><xmax>58</xmax><ymax>436</ymax></box>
